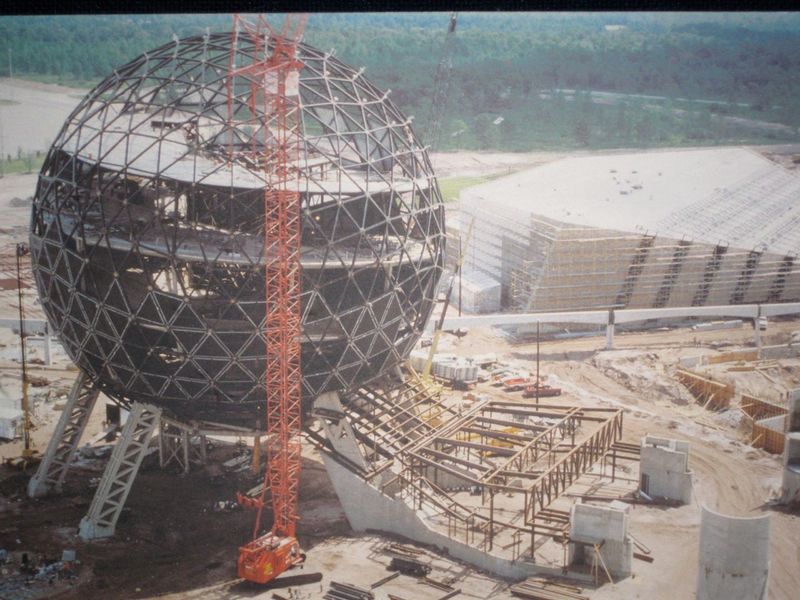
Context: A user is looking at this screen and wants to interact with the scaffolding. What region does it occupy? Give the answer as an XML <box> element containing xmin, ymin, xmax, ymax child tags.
<box><xmin>459</xmin><ymin>153</ymin><xmax>800</xmax><ymax>314</ymax></box>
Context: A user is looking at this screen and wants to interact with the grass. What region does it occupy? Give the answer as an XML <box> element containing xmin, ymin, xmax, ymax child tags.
<box><xmin>438</xmin><ymin>175</ymin><xmax>491</xmax><ymax>202</ymax></box>
<box><xmin>9</xmin><ymin>73</ymin><xmax>99</xmax><ymax>90</ymax></box>
<box><xmin>0</xmin><ymin>154</ymin><xmax>46</xmax><ymax>176</ymax></box>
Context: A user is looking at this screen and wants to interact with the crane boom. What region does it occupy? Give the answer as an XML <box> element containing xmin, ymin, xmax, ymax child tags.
<box><xmin>229</xmin><ymin>13</ymin><xmax>307</xmax><ymax>584</ymax></box>
<box><xmin>424</xmin><ymin>12</ymin><xmax>457</xmax><ymax>153</ymax></box>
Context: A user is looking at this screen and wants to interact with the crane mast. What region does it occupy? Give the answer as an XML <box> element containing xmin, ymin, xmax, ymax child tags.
<box><xmin>228</xmin><ymin>13</ymin><xmax>307</xmax><ymax>584</ymax></box>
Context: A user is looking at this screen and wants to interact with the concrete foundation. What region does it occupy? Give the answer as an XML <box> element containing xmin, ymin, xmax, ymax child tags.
<box><xmin>639</xmin><ymin>435</ymin><xmax>692</xmax><ymax>504</ymax></box>
<box><xmin>567</xmin><ymin>501</ymin><xmax>633</xmax><ymax>579</ymax></box>
<box><xmin>782</xmin><ymin>390</ymin><xmax>800</xmax><ymax>503</ymax></box>
<box><xmin>696</xmin><ymin>506</ymin><xmax>770</xmax><ymax>600</ymax></box>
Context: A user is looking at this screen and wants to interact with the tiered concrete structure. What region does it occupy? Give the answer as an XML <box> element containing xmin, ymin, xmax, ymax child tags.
<box><xmin>460</xmin><ymin>148</ymin><xmax>800</xmax><ymax>311</ymax></box>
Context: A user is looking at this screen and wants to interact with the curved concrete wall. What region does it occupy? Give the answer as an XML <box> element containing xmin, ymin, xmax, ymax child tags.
<box><xmin>696</xmin><ymin>506</ymin><xmax>770</xmax><ymax>600</ymax></box>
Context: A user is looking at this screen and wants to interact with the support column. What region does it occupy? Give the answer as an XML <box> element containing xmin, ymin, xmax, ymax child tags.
<box><xmin>79</xmin><ymin>402</ymin><xmax>160</xmax><ymax>541</ymax></box>
<box><xmin>157</xmin><ymin>417</ymin><xmax>208</xmax><ymax>474</ymax></box>
<box><xmin>313</xmin><ymin>392</ymin><xmax>369</xmax><ymax>471</ymax></box>
<box><xmin>606</xmin><ymin>310</ymin><xmax>615</xmax><ymax>351</ymax></box>
<box><xmin>27</xmin><ymin>371</ymin><xmax>99</xmax><ymax>498</ymax></box>
<box><xmin>781</xmin><ymin>390</ymin><xmax>800</xmax><ymax>504</ymax></box>
<box><xmin>696</xmin><ymin>506</ymin><xmax>770</xmax><ymax>600</ymax></box>
<box><xmin>43</xmin><ymin>322</ymin><xmax>52</xmax><ymax>366</ymax></box>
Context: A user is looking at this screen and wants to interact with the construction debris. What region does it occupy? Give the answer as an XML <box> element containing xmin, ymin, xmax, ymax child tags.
<box><xmin>369</xmin><ymin>572</ymin><xmax>400</xmax><ymax>589</ymax></box>
<box><xmin>510</xmin><ymin>577</ymin><xmax>588</xmax><ymax>600</ymax></box>
<box><xmin>389</xmin><ymin>556</ymin><xmax>432</xmax><ymax>577</ymax></box>
<box><xmin>324</xmin><ymin>581</ymin><xmax>375</xmax><ymax>600</ymax></box>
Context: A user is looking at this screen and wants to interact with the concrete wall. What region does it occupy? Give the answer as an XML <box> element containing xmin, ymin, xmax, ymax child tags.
<box><xmin>696</xmin><ymin>506</ymin><xmax>770</xmax><ymax>600</ymax></box>
<box><xmin>568</xmin><ymin>501</ymin><xmax>633</xmax><ymax>578</ymax></box>
<box><xmin>785</xmin><ymin>391</ymin><xmax>800</xmax><ymax>501</ymax></box>
<box><xmin>321</xmin><ymin>454</ymin><xmax>576</xmax><ymax>582</ymax></box>
<box><xmin>640</xmin><ymin>435</ymin><xmax>692</xmax><ymax>504</ymax></box>
<box><xmin>782</xmin><ymin>433</ymin><xmax>800</xmax><ymax>504</ymax></box>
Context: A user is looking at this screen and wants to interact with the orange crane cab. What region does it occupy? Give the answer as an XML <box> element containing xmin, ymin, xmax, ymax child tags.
<box><xmin>238</xmin><ymin>532</ymin><xmax>306</xmax><ymax>584</ymax></box>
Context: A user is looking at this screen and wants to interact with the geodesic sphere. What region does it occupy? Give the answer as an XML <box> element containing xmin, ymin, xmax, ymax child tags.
<box><xmin>30</xmin><ymin>32</ymin><xmax>444</xmax><ymax>429</ymax></box>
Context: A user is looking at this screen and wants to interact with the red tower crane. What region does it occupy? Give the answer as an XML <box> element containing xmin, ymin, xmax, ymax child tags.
<box><xmin>227</xmin><ymin>13</ymin><xmax>308</xmax><ymax>584</ymax></box>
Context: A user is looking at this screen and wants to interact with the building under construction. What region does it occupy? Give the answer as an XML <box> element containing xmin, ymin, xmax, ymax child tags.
<box><xmin>7</xmin><ymin>14</ymin><xmax>800</xmax><ymax>600</ymax></box>
<box><xmin>459</xmin><ymin>147</ymin><xmax>800</xmax><ymax>312</ymax></box>
<box><xmin>30</xmin><ymin>29</ymin><xmax>445</xmax><ymax>429</ymax></box>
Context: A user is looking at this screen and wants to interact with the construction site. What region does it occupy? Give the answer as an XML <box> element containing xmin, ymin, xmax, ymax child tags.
<box><xmin>1</xmin><ymin>12</ymin><xmax>799</xmax><ymax>600</ymax></box>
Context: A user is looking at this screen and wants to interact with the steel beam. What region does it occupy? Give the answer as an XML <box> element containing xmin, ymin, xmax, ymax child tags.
<box><xmin>157</xmin><ymin>417</ymin><xmax>207</xmax><ymax>473</ymax></box>
<box><xmin>79</xmin><ymin>402</ymin><xmax>160</xmax><ymax>540</ymax></box>
<box><xmin>27</xmin><ymin>370</ymin><xmax>99</xmax><ymax>498</ymax></box>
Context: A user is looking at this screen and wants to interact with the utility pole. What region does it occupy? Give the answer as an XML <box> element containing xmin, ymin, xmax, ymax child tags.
<box><xmin>458</xmin><ymin>235</ymin><xmax>462</xmax><ymax>316</ymax></box>
<box><xmin>535</xmin><ymin>321</ymin><xmax>540</xmax><ymax>407</ymax></box>
<box><xmin>16</xmin><ymin>242</ymin><xmax>34</xmax><ymax>458</ymax></box>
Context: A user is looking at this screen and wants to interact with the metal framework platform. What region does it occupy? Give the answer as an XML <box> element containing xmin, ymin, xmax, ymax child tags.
<box><xmin>308</xmin><ymin>375</ymin><xmax>639</xmax><ymax>572</ymax></box>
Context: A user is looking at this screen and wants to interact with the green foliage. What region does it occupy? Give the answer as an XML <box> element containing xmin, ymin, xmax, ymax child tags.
<box><xmin>0</xmin><ymin>153</ymin><xmax>45</xmax><ymax>175</ymax></box>
<box><xmin>2</xmin><ymin>13</ymin><xmax>800</xmax><ymax>151</ymax></box>
<box><xmin>437</xmin><ymin>175</ymin><xmax>491</xmax><ymax>202</ymax></box>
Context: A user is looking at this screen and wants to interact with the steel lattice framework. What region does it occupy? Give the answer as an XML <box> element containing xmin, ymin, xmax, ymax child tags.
<box><xmin>30</xmin><ymin>30</ymin><xmax>445</xmax><ymax>430</ymax></box>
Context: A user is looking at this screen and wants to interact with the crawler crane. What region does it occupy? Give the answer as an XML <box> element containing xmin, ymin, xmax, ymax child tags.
<box><xmin>227</xmin><ymin>13</ymin><xmax>308</xmax><ymax>584</ymax></box>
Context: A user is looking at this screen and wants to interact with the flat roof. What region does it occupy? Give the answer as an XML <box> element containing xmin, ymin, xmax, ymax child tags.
<box><xmin>461</xmin><ymin>147</ymin><xmax>800</xmax><ymax>254</ymax></box>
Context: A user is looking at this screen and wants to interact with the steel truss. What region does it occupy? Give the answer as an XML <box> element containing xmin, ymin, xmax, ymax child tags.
<box><xmin>158</xmin><ymin>417</ymin><xmax>208</xmax><ymax>473</ymax></box>
<box><xmin>27</xmin><ymin>371</ymin><xmax>99</xmax><ymax>498</ymax></box>
<box><xmin>79</xmin><ymin>402</ymin><xmax>161</xmax><ymax>540</ymax></box>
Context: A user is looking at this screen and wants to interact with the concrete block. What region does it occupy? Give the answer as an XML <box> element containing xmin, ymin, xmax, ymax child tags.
<box><xmin>640</xmin><ymin>435</ymin><xmax>692</xmax><ymax>504</ymax></box>
<box><xmin>696</xmin><ymin>506</ymin><xmax>770</xmax><ymax>600</ymax></box>
<box><xmin>787</xmin><ymin>389</ymin><xmax>800</xmax><ymax>433</ymax></box>
<box><xmin>568</xmin><ymin>502</ymin><xmax>633</xmax><ymax>578</ymax></box>
<box><xmin>782</xmin><ymin>432</ymin><xmax>800</xmax><ymax>503</ymax></box>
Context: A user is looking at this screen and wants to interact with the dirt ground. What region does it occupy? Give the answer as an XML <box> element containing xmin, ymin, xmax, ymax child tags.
<box><xmin>0</xmin><ymin>78</ymin><xmax>83</xmax><ymax>156</ymax></box>
<box><xmin>440</xmin><ymin>319</ymin><xmax>800</xmax><ymax>600</ymax></box>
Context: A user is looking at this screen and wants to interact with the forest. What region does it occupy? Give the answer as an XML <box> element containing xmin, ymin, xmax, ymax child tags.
<box><xmin>1</xmin><ymin>12</ymin><xmax>800</xmax><ymax>152</ymax></box>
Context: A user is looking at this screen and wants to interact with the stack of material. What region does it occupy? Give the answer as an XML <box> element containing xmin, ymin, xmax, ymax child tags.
<box><xmin>433</xmin><ymin>359</ymin><xmax>479</xmax><ymax>383</ymax></box>
<box><xmin>324</xmin><ymin>581</ymin><xmax>375</xmax><ymax>600</ymax></box>
<box><xmin>449</xmin><ymin>269</ymin><xmax>501</xmax><ymax>313</ymax></box>
<box><xmin>408</xmin><ymin>351</ymin><xmax>479</xmax><ymax>383</ymax></box>
<box><xmin>510</xmin><ymin>577</ymin><xmax>588</xmax><ymax>600</ymax></box>
<box><xmin>511</xmin><ymin>577</ymin><xmax>588</xmax><ymax>600</ymax></box>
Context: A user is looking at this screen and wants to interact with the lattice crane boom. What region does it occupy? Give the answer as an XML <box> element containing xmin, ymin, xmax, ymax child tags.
<box><xmin>228</xmin><ymin>12</ymin><xmax>308</xmax><ymax>584</ymax></box>
<box><xmin>424</xmin><ymin>12</ymin><xmax>457</xmax><ymax>154</ymax></box>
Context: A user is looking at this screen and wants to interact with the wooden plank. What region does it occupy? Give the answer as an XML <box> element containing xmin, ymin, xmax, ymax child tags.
<box><xmin>370</xmin><ymin>572</ymin><xmax>400</xmax><ymax>589</ymax></box>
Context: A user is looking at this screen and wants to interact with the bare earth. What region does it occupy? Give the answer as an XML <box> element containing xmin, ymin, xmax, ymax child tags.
<box><xmin>0</xmin><ymin>78</ymin><xmax>84</xmax><ymax>156</ymax></box>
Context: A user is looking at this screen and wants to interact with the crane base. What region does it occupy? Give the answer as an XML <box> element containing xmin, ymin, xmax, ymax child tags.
<box><xmin>238</xmin><ymin>533</ymin><xmax>306</xmax><ymax>584</ymax></box>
